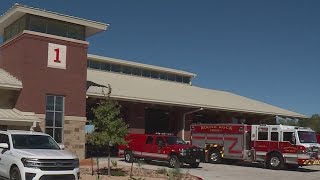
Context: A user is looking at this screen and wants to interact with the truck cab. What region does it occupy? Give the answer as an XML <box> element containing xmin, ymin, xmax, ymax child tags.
<box><xmin>119</xmin><ymin>133</ymin><xmax>203</xmax><ymax>168</ymax></box>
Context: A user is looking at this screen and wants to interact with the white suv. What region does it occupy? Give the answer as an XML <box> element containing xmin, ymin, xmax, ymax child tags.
<box><xmin>0</xmin><ymin>130</ymin><xmax>80</xmax><ymax>180</ymax></box>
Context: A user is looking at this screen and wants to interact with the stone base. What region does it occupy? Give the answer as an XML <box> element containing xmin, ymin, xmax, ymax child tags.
<box><xmin>36</xmin><ymin>114</ymin><xmax>86</xmax><ymax>159</ymax></box>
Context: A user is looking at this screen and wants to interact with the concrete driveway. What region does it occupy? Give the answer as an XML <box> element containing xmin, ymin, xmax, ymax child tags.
<box><xmin>99</xmin><ymin>157</ymin><xmax>320</xmax><ymax>180</ymax></box>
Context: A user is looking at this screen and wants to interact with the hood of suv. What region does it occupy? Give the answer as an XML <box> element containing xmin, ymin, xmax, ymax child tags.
<box><xmin>15</xmin><ymin>149</ymin><xmax>77</xmax><ymax>159</ymax></box>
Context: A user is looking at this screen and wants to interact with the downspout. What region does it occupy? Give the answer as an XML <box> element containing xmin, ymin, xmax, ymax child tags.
<box><xmin>182</xmin><ymin>108</ymin><xmax>203</xmax><ymax>140</ymax></box>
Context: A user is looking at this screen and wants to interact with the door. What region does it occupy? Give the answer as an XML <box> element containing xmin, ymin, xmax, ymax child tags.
<box><xmin>280</xmin><ymin>131</ymin><xmax>298</xmax><ymax>164</ymax></box>
<box><xmin>143</xmin><ymin>135</ymin><xmax>154</xmax><ymax>159</ymax></box>
<box><xmin>150</xmin><ymin>136</ymin><xmax>168</xmax><ymax>160</ymax></box>
<box><xmin>0</xmin><ymin>133</ymin><xmax>11</xmax><ymax>178</ymax></box>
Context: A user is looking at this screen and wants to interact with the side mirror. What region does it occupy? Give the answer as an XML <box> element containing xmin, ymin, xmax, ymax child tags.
<box><xmin>59</xmin><ymin>144</ymin><xmax>65</xmax><ymax>150</ymax></box>
<box><xmin>0</xmin><ymin>143</ymin><xmax>9</xmax><ymax>149</ymax></box>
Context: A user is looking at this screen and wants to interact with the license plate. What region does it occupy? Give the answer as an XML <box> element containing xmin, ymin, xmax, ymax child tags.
<box><xmin>196</xmin><ymin>159</ymin><xmax>200</xmax><ymax>162</ymax></box>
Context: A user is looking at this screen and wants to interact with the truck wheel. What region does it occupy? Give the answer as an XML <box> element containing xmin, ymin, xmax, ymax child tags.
<box><xmin>124</xmin><ymin>151</ymin><xmax>134</xmax><ymax>163</ymax></box>
<box><xmin>208</xmin><ymin>149</ymin><xmax>221</xmax><ymax>164</ymax></box>
<box><xmin>168</xmin><ymin>155</ymin><xmax>180</xmax><ymax>168</ymax></box>
<box><xmin>10</xmin><ymin>167</ymin><xmax>21</xmax><ymax>180</ymax></box>
<box><xmin>190</xmin><ymin>162</ymin><xmax>200</xmax><ymax>168</ymax></box>
<box><xmin>267</xmin><ymin>153</ymin><xmax>284</xmax><ymax>170</ymax></box>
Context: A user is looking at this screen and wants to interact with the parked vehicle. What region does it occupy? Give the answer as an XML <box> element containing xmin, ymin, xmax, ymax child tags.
<box><xmin>191</xmin><ymin>124</ymin><xmax>320</xmax><ymax>169</ymax></box>
<box><xmin>317</xmin><ymin>134</ymin><xmax>320</xmax><ymax>144</ymax></box>
<box><xmin>118</xmin><ymin>133</ymin><xmax>203</xmax><ymax>168</ymax></box>
<box><xmin>0</xmin><ymin>130</ymin><xmax>80</xmax><ymax>180</ymax></box>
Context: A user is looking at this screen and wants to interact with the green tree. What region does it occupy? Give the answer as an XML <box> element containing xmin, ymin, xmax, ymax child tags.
<box><xmin>88</xmin><ymin>89</ymin><xmax>129</xmax><ymax>176</ymax></box>
<box><xmin>298</xmin><ymin>114</ymin><xmax>320</xmax><ymax>133</ymax></box>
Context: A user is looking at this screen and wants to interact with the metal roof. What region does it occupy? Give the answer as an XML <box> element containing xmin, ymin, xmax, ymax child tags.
<box><xmin>0</xmin><ymin>108</ymin><xmax>40</xmax><ymax>123</ymax></box>
<box><xmin>0</xmin><ymin>68</ymin><xmax>22</xmax><ymax>90</ymax></box>
<box><xmin>0</xmin><ymin>3</ymin><xmax>108</xmax><ymax>37</ymax></box>
<box><xmin>87</xmin><ymin>69</ymin><xmax>306</xmax><ymax>118</ymax></box>
<box><xmin>88</xmin><ymin>54</ymin><xmax>197</xmax><ymax>78</ymax></box>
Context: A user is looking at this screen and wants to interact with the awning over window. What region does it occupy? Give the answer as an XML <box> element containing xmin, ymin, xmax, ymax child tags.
<box><xmin>0</xmin><ymin>108</ymin><xmax>40</xmax><ymax>126</ymax></box>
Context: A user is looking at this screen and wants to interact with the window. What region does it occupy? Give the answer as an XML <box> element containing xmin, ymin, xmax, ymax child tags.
<box><xmin>183</xmin><ymin>77</ymin><xmax>191</xmax><ymax>84</ymax></box>
<box><xmin>45</xmin><ymin>95</ymin><xmax>64</xmax><ymax>143</ymax></box>
<box><xmin>132</xmin><ymin>68</ymin><xmax>142</xmax><ymax>76</ymax></box>
<box><xmin>271</xmin><ymin>132</ymin><xmax>279</xmax><ymax>141</ymax></box>
<box><xmin>146</xmin><ymin>136</ymin><xmax>153</xmax><ymax>144</ymax></box>
<box><xmin>0</xmin><ymin>134</ymin><xmax>10</xmax><ymax>149</ymax></box>
<box><xmin>156</xmin><ymin>137</ymin><xmax>165</xmax><ymax>146</ymax></box>
<box><xmin>47</xmin><ymin>20</ymin><xmax>68</xmax><ymax>37</ymax></box>
<box><xmin>29</xmin><ymin>16</ymin><xmax>47</xmax><ymax>33</ymax></box>
<box><xmin>159</xmin><ymin>72</ymin><xmax>167</xmax><ymax>80</ymax></box>
<box><xmin>111</xmin><ymin>64</ymin><xmax>121</xmax><ymax>72</ymax></box>
<box><xmin>89</xmin><ymin>61</ymin><xmax>101</xmax><ymax>69</ymax></box>
<box><xmin>258</xmin><ymin>132</ymin><xmax>268</xmax><ymax>140</ymax></box>
<box><xmin>142</xmin><ymin>70</ymin><xmax>151</xmax><ymax>77</ymax></box>
<box><xmin>167</xmin><ymin>74</ymin><xmax>175</xmax><ymax>81</ymax></box>
<box><xmin>283</xmin><ymin>132</ymin><xmax>294</xmax><ymax>143</ymax></box>
<box><xmin>176</xmin><ymin>75</ymin><xmax>183</xmax><ymax>82</ymax></box>
<box><xmin>150</xmin><ymin>71</ymin><xmax>159</xmax><ymax>79</ymax></box>
<box><xmin>122</xmin><ymin>66</ymin><xmax>132</xmax><ymax>74</ymax></box>
<box><xmin>101</xmin><ymin>63</ymin><xmax>111</xmax><ymax>71</ymax></box>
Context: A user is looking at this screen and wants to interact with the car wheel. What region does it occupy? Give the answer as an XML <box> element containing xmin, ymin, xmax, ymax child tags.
<box><xmin>190</xmin><ymin>162</ymin><xmax>200</xmax><ymax>168</ymax></box>
<box><xmin>208</xmin><ymin>149</ymin><xmax>221</xmax><ymax>164</ymax></box>
<box><xmin>267</xmin><ymin>153</ymin><xmax>284</xmax><ymax>170</ymax></box>
<box><xmin>124</xmin><ymin>151</ymin><xmax>134</xmax><ymax>163</ymax></box>
<box><xmin>168</xmin><ymin>155</ymin><xmax>180</xmax><ymax>168</ymax></box>
<box><xmin>10</xmin><ymin>167</ymin><xmax>21</xmax><ymax>180</ymax></box>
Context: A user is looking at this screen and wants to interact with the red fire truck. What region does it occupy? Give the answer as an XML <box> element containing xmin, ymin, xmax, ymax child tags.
<box><xmin>118</xmin><ymin>133</ymin><xmax>204</xmax><ymax>168</ymax></box>
<box><xmin>191</xmin><ymin>124</ymin><xmax>320</xmax><ymax>169</ymax></box>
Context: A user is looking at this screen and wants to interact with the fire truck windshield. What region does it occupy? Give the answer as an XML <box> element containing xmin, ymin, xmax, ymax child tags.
<box><xmin>298</xmin><ymin>131</ymin><xmax>317</xmax><ymax>143</ymax></box>
<box><xmin>165</xmin><ymin>137</ymin><xmax>187</xmax><ymax>145</ymax></box>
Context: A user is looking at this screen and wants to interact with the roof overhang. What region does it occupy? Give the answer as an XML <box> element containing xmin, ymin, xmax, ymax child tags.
<box><xmin>0</xmin><ymin>108</ymin><xmax>40</xmax><ymax>126</ymax></box>
<box><xmin>0</xmin><ymin>69</ymin><xmax>22</xmax><ymax>90</ymax></box>
<box><xmin>86</xmin><ymin>69</ymin><xmax>307</xmax><ymax>119</ymax></box>
<box><xmin>0</xmin><ymin>4</ymin><xmax>108</xmax><ymax>37</ymax></box>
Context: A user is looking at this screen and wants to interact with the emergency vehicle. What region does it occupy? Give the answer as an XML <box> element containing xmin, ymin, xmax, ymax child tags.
<box><xmin>118</xmin><ymin>133</ymin><xmax>203</xmax><ymax>168</ymax></box>
<box><xmin>191</xmin><ymin>124</ymin><xmax>320</xmax><ymax>170</ymax></box>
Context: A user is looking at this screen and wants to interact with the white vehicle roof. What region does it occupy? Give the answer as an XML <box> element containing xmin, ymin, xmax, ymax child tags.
<box><xmin>0</xmin><ymin>130</ymin><xmax>49</xmax><ymax>136</ymax></box>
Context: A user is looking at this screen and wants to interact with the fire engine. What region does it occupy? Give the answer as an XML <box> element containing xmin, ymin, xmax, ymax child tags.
<box><xmin>191</xmin><ymin>124</ymin><xmax>320</xmax><ymax>169</ymax></box>
<box><xmin>118</xmin><ymin>133</ymin><xmax>204</xmax><ymax>168</ymax></box>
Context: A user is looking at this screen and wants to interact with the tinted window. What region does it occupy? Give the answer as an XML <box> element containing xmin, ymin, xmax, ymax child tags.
<box><xmin>122</xmin><ymin>66</ymin><xmax>132</xmax><ymax>74</ymax></box>
<box><xmin>146</xmin><ymin>136</ymin><xmax>153</xmax><ymax>144</ymax></box>
<box><xmin>159</xmin><ymin>72</ymin><xmax>167</xmax><ymax>80</ymax></box>
<box><xmin>183</xmin><ymin>77</ymin><xmax>191</xmax><ymax>84</ymax></box>
<box><xmin>167</xmin><ymin>74</ymin><xmax>175</xmax><ymax>81</ymax></box>
<box><xmin>111</xmin><ymin>64</ymin><xmax>121</xmax><ymax>72</ymax></box>
<box><xmin>47</xmin><ymin>20</ymin><xmax>67</xmax><ymax>37</ymax></box>
<box><xmin>101</xmin><ymin>63</ymin><xmax>111</xmax><ymax>71</ymax></box>
<box><xmin>132</xmin><ymin>68</ymin><xmax>142</xmax><ymax>76</ymax></box>
<box><xmin>271</xmin><ymin>132</ymin><xmax>279</xmax><ymax>141</ymax></box>
<box><xmin>156</xmin><ymin>137</ymin><xmax>165</xmax><ymax>145</ymax></box>
<box><xmin>0</xmin><ymin>134</ymin><xmax>10</xmax><ymax>145</ymax></box>
<box><xmin>142</xmin><ymin>70</ymin><xmax>151</xmax><ymax>77</ymax></box>
<box><xmin>89</xmin><ymin>61</ymin><xmax>101</xmax><ymax>69</ymax></box>
<box><xmin>283</xmin><ymin>132</ymin><xmax>294</xmax><ymax>142</ymax></box>
<box><xmin>176</xmin><ymin>75</ymin><xmax>183</xmax><ymax>82</ymax></box>
<box><xmin>150</xmin><ymin>71</ymin><xmax>159</xmax><ymax>78</ymax></box>
<box><xmin>29</xmin><ymin>16</ymin><xmax>46</xmax><ymax>33</ymax></box>
<box><xmin>258</xmin><ymin>132</ymin><xmax>268</xmax><ymax>140</ymax></box>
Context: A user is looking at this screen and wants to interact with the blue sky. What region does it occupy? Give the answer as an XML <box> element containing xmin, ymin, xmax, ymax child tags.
<box><xmin>1</xmin><ymin>1</ymin><xmax>319</xmax><ymax>117</ymax></box>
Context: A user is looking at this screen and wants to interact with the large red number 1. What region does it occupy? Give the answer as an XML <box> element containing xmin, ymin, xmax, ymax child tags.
<box><xmin>54</xmin><ymin>48</ymin><xmax>61</xmax><ymax>63</ymax></box>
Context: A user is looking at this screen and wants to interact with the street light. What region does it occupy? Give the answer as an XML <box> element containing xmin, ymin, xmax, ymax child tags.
<box><xmin>182</xmin><ymin>108</ymin><xmax>203</xmax><ymax>140</ymax></box>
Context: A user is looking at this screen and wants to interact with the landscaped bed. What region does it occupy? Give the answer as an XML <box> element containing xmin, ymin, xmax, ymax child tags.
<box><xmin>80</xmin><ymin>159</ymin><xmax>200</xmax><ymax>180</ymax></box>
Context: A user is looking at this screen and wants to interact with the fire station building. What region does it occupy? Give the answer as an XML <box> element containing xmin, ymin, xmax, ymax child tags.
<box><xmin>0</xmin><ymin>4</ymin><xmax>305</xmax><ymax>159</ymax></box>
